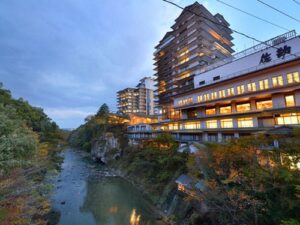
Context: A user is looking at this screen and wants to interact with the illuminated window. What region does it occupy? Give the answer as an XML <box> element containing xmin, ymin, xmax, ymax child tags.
<box><xmin>206</xmin><ymin>108</ymin><xmax>216</xmax><ymax>115</ymax></box>
<box><xmin>197</xmin><ymin>95</ymin><xmax>203</xmax><ymax>102</ymax></box>
<box><xmin>272</xmin><ymin>75</ymin><xmax>283</xmax><ymax>87</ymax></box>
<box><xmin>184</xmin><ymin>121</ymin><xmax>201</xmax><ymax>129</ymax></box>
<box><xmin>179</xmin><ymin>57</ymin><xmax>189</xmax><ymax>65</ymax></box>
<box><xmin>259</xmin><ymin>79</ymin><xmax>269</xmax><ymax>90</ymax></box>
<box><xmin>276</xmin><ymin>113</ymin><xmax>300</xmax><ymax>125</ymax></box>
<box><xmin>237</xmin><ymin>117</ymin><xmax>254</xmax><ymax>128</ymax></box>
<box><xmin>219</xmin><ymin>89</ymin><xmax>226</xmax><ymax>98</ymax></box>
<box><xmin>247</xmin><ymin>82</ymin><xmax>256</xmax><ymax>92</ymax></box>
<box><xmin>287</xmin><ymin>72</ymin><xmax>299</xmax><ymax>84</ymax></box>
<box><xmin>204</xmin><ymin>93</ymin><xmax>210</xmax><ymax>101</ymax></box>
<box><xmin>211</xmin><ymin>92</ymin><xmax>217</xmax><ymax>100</ymax></box>
<box><xmin>236</xmin><ymin>103</ymin><xmax>251</xmax><ymax>112</ymax></box>
<box><xmin>168</xmin><ymin>123</ymin><xmax>179</xmax><ymax>130</ymax></box>
<box><xmin>220</xmin><ymin>119</ymin><xmax>233</xmax><ymax>128</ymax></box>
<box><xmin>206</xmin><ymin>120</ymin><xmax>218</xmax><ymax>128</ymax></box>
<box><xmin>256</xmin><ymin>100</ymin><xmax>273</xmax><ymax>110</ymax></box>
<box><xmin>220</xmin><ymin>105</ymin><xmax>232</xmax><ymax>114</ymax></box>
<box><xmin>227</xmin><ymin>87</ymin><xmax>235</xmax><ymax>96</ymax></box>
<box><xmin>237</xmin><ymin>85</ymin><xmax>245</xmax><ymax>95</ymax></box>
<box><xmin>178</xmin><ymin>49</ymin><xmax>189</xmax><ymax>57</ymax></box>
<box><xmin>178</xmin><ymin>97</ymin><xmax>193</xmax><ymax>106</ymax></box>
<box><xmin>285</xmin><ymin>95</ymin><xmax>295</xmax><ymax>107</ymax></box>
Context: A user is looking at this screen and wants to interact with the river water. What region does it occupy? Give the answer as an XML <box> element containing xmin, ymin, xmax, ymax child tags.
<box><xmin>51</xmin><ymin>148</ymin><xmax>162</xmax><ymax>225</ymax></box>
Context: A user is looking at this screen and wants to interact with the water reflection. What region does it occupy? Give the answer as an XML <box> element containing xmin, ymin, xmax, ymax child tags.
<box><xmin>52</xmin><ymin>150</ymin><xmax>160</xmax><ymax>225</ymax></box>
<box><xmin>80</xmin><ymin>177</ymin><xmax>155</xmax><ymax>225</ymax></box>
<box><xmin>130</xmin><ymin>209</ymin><xmax>141</xmax><ymax>225</ymax></box>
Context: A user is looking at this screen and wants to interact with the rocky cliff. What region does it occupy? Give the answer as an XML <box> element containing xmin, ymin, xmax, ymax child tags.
<box><xmin>91</xmin><ymin>132</ymin><xmax>121</xmax><ymax>163</ymax></box>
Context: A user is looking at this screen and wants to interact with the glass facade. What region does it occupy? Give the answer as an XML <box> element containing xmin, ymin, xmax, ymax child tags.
<box><xmin>206</xmin><ymin>120</ymin><xmax>218</xmax><ymax>128</ymax></box>
<box><xmin>285</xmin><ymin>95</ymin><xmax>295</xmax><ymax>107</ymax></box>
<box><xmin>220</xmin><ymin>105</ymin><xmax>232</xmax><ymax>114</ymax></box>
<box><xmin>236</xmin><ymin>103</ymin><xmax>251</xmax><ymax>112</ymax></box>
<box><xmin>237</xmin><ymin>85</ymin><xmax>245</xmax><ymax>95</ymax></box>
<box><xmin>237</xmin><ymin>117</ymin><xmax>254</xmax><ymax>128</ymax></box>
<box><xmin>184</xmin><ymin>121</ymin><xmax>201</xmax><ymax>129</ymax></box>
<box><xmin>206</xmin><ymin>108</ymin><xmax>216</xmax><ymax>115</ymax></box>
<box><xmin>259</xmin><ymin>79</ymin><xmax>269</xmax><ymax>90</ymax></box>
<box><xmin>220</xmin><ymin>119</ymin><xmax>233</xmax><ymax>128</ymax></box>
<box><xmin>272</xmin><ymin>75</ymin><xmax>283</xmax><ymax>87</ymax></box>
<box><xmin>256</xmin><ymin>100</ymin><xmax>273</xmax><ymax>110</ymax></box>
<box><xmin>247</xmin><ymin>82</ymin><xmax>256</xmax><ymax>92</ymax></box>
<box><xmin>276</xmin><ymin>113</ymin><xmax>300</xmax><ymax>125</ymax></box>
<box><xmin>287</xmin><ymin>72</ymin><xmax>299</xmax><ymax>84</ymax></box>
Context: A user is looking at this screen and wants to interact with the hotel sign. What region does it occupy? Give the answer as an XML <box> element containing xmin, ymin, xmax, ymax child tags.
<box><xmin>260</xmin><ymin>45</ymin><xmax>291</xmax><ymax>64</ymax></box>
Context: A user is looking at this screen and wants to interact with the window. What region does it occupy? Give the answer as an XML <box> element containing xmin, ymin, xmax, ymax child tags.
<box><xmin>236</xmin><ymin>103</ymin><xmax>251</xmax><ymax>112</ymax></box>
<box><xmin>179</xmin><ymin>57</ymin><xmax>189</xmax><ymax>65</ymax></box>
<box><xmin>178</xmin><ymin>97</ymin><xmax>193</xmax><ymax>106</ymax></box>
<box><xmin>168</xmin><ymin>123</ymin><xmax>179</xmax><ymax>130</ymax></box>
<box><xmin>211</xmin><ymin>92</ymin><xmax>217</xmax><ymax>100</ymax></box>
<box><xmin>259</xmin><ymin>79</ymin><xmax>269</xmax><ymax>90</ymax></box>
<box><xmin>204</xmin><ymin>93</ymin><xmax>210</xmax><ymax>101</ymax></box>
<box><xmin>256</xmin><ymin>100</ymin><xmax>273</xmax><ymax>110</ymax></box>
<box><xmin>184</xmin><ymin>121</ymin><xmax>201</xmax><ymax>129</ymax></box>
<box><xmin>247</xmin><ymin>82</ymin><xmax>256</xmax><ymax>92</ymax></box>
<box><xmin>238</xmin><ymin>117</ymin><xmax>254</xmax><ymax>128</ymax></box>
<box><xmin>285</xmin><ymin>95</ymin><xmax>295</xmax><ymax>107</ymax></box>
<box><xmin>287</xmin><ymin>72</ymin><xmax>299</xmax><ymax>84</ymax></box>
<box><xmin>219</xmin><ymin>89</ymin><xmax>226</xmax><ymax>98</ymax></box>
<box><xmin>206</xmin><ymin>108</ymin><xmax>216</xmax><ymax>115</ymax></box>
<box><xmin>213</xmin><ymin>76</ymin><xmax>220</xmax><ymax>81</ymax></box>
<box><xmin>220</xmin><ymin>119</ymin><xmax>233</xmax><ymax>128</ymax></box>
<box><xmin>237</xmin><ymin>85</ymin><xmax>245</xmax><ymax>95</ymax></box>
<box><xmin>227</xmin><ymin>87</ymin><xmax>235</xmax><ymax>96</ymax></box>
<box><xmin>206</xmin><ymin>120</ymin><xmax>218</xmax><ymax>128</ymax></box>
<box><xmin>220</xmin><ymin>105</ymin><xmax>232</xmax><ymax>114</ymax></box>
<box><xmin>276</xmin><ymin>113</ymin><xmax>300</xmax><ymax>125</ymax></box>
<box><xmin>272</xmin><ymin>75</ymin><xmax>283</xmax><ymax>87</ymax></box>
<box><xmin>199</xmin><ymin>80</ymin><xmax>205</xmax><ymax>85</ymax></box>
<box><xmin>197</xmin><ymin>95</ymin><xmax>203</xmax><ymax>102</ymax></box>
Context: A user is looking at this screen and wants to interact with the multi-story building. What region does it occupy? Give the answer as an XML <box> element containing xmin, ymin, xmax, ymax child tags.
<box><xmin>128</xmin><ymin>31</ymin><xmax>300</xmax><ymax>143</ymax></box>
<box><xmin>117</xmin><ymin>77</ymin><xmax>155</xmax><ymax>115</ymax></box>
<box><xmin>154</xmin><ymin>2</ymin><xmax>234</xmax><ymax>121</ymax></box>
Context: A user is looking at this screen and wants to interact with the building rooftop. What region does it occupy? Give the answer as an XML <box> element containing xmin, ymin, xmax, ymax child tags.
<box><xmin>194</xmin><ymin>30</ymin><xmax>300</xmax><ymax>90</ymax></box>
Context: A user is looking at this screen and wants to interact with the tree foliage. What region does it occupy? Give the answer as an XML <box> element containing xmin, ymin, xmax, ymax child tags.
<box><xmin>0</xmin><ymin>84</ymin><xmax>62</xmax><ymax>173</ymax></box>
<box><xmin>68</xmin><ymin>104</ymin><xmax>128</xmax><ymax>152</ymax></box>
<box><xmin>190</xmin><ymin>133</ymin><xmax>300</xmax><ymax>225</ymax></box>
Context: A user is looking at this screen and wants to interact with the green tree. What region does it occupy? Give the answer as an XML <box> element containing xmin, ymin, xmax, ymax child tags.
<box><xmin>0</xmin><ymin>105</ymin><xmax>38</xmax><ymax>173</ymax></box>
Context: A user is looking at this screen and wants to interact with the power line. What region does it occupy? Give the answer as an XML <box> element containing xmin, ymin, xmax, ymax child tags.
<box><xmin>216</xmin><ymin>0</ymin><xmax>290</xmax><ymax>32</ymax></box>
<box><xmin>162</xmin><ymin>0</ymin><xmax>299</xmax><ymax>58</ymax></box>
<box><xmin>257</xmin><ymin>0</ymin><xmax>300</xmax><ymax>23</ymax></box>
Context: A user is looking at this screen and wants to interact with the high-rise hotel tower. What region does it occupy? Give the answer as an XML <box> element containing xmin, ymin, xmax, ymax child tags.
<box><xmin>154</xmin><ymin>2</ymin><xmax>234</xmax><ymax>120</ymax></box>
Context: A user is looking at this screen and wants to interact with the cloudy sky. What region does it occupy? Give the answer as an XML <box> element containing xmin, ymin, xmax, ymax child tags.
<box><xmin>1</xmin><ymin>0</ymin><xmax>300</xmax><ymax>128</ymax></box>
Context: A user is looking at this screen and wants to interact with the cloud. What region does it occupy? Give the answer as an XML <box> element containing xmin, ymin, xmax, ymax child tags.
<box><xmin>0</xmin><ymin>0</ymin><xmax>183</xmax><ymax>128</ymax></box>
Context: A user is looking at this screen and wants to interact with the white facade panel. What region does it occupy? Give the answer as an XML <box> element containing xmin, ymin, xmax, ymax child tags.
<box><xmin>194</xmin><ymin>37</ymin><xmax>300</xmax><ymax>88</ymax></box>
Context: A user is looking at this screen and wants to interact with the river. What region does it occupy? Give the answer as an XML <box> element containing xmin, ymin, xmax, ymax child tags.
<box><xmin>51</xmin><ymin>148</ymin><xmax>163</xmax><ymax>225</ymax></box>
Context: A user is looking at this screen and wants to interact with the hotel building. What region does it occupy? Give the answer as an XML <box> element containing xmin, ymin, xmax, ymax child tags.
<box><xmin>154</xmin><ymin>2</ymin><xmax>234</xmax><ymax>121</ymax></box>
<box><xmin>117</xmin><ymin>77</ymin><xmax>155</xmax><ymax>115</ymax></box>
<box><xmin>128</xmin><ymin>31</ymin><xmax>300</xmax><ymax>143</ymax></box>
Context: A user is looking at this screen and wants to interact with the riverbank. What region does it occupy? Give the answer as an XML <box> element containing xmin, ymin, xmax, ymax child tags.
<box><xmin>0</xmin><ymin>145</ymin><xmax>64</xmax><ymax>225</ymax></box>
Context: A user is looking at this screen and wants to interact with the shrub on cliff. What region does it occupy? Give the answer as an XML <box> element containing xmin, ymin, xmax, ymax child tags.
<box><xmin>68</xmin><ymin>104</ymin><xmax>128</xmax><ymax>152</ymax></box>
<box><xmin>120</xmin><ymin>134</ymin><xmax>187</xmax><ymax>195</ymax></box>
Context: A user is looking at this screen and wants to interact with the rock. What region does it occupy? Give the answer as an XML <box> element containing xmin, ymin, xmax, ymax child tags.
<box><xmin>61</xmin><ymin>201</ymin><xmax>66</xmax><ymax>205</ymax></box>
<box><xmin>90</xmin><ymin>132</ymin><xmax>122</xmax><ymax>163</ymax></box>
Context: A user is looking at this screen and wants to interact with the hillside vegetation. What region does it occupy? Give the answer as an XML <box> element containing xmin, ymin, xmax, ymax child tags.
<box><xmin>0</xmin><ymin>83</ymin><xmax>65</xmax><ymax>224</ymax></box>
